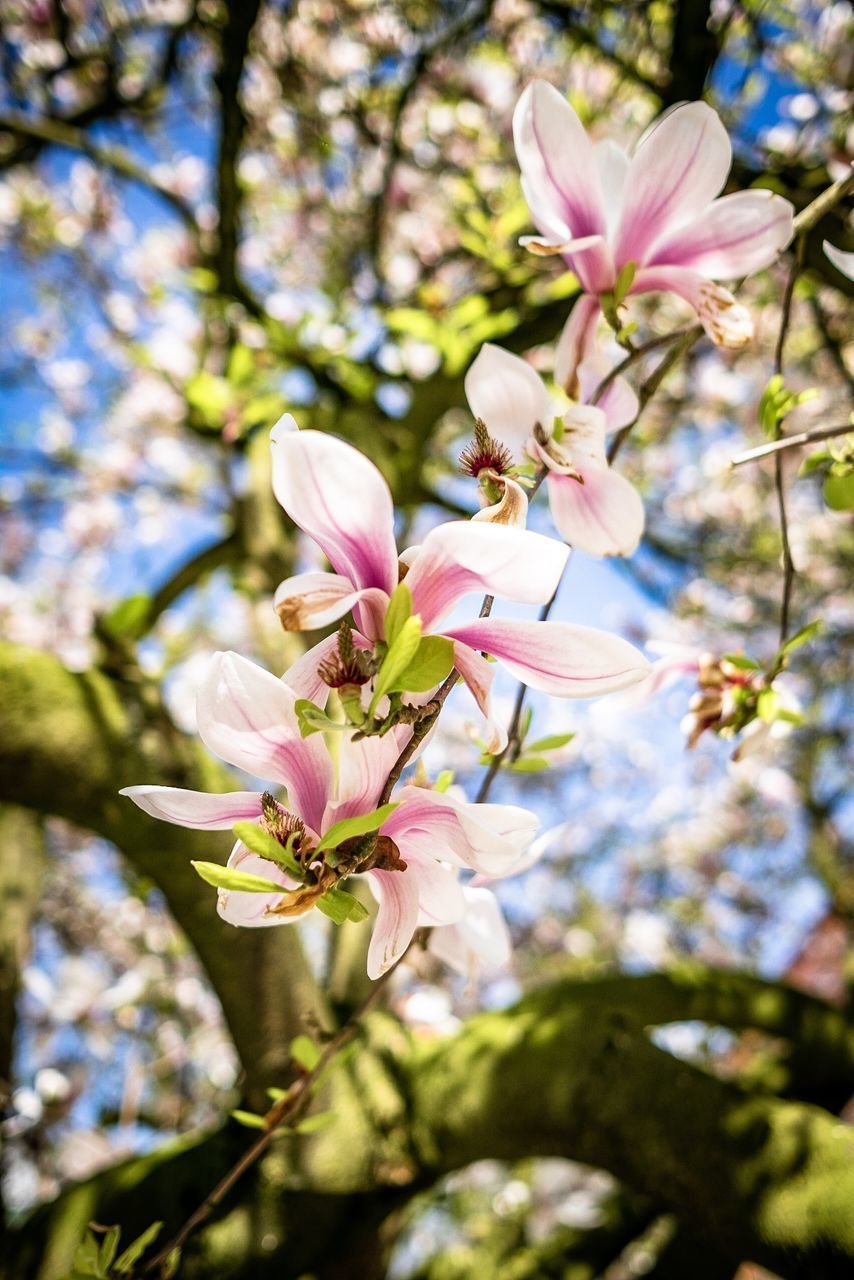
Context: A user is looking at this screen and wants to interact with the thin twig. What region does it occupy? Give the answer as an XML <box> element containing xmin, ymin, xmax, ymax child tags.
<box><xmin>730</xmin><ymin>423</ymin><xmax>852</xmax><ymax>467</ymax></box>
<box><xmin>773</xmin><ymin>242</ymin><xmax>805</xmax><ymax>647</ymax></box>
<box><xmin>589</xmin><ymin>325</ymin><xmax>700</xmax><ymax>407</ymax></box>
<box><xmin>792</xmin><ymin>170</ymin><xmax>854</xmax><ymax>237</ymax></box>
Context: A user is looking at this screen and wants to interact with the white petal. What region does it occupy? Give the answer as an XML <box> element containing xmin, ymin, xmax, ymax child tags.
<box><xmin>196</xmin><ymin>651</ymin><xmax>332</xmax><ymax>833</ymax></box>
<box><xmin>365</xmin><ymin>868</ymin><xmax>420</xmax><ymax>978</ymax></box>
<box><xmin>465</xmin><ymin>344</ymin><xmax>553</xmax><ymax>456</ymax></box>
<box><xmin>513</xmin><ymin>81</ymin><xmax>606</xmax><ymax>242</ymax></box>
<box><xmin>823</xmin><ymin>240</ymin><xmax>854</xmax><ymax>282</ymax></box>
<box><xmin>577</xmin><ymin>355</ymin><xmax>639</xmax><ymax>432</ymax></box>
<box><xmin>442</xmin><ymin>618</ymin><xmax>650</xmax><ymax>698</ymax></box>
<box><xmin>274</xmin><ymin>571</ymin><xmax>388</xmax><ymax>633</ymax></box>
<box><xmin>386</xmin><ymin>787</ymin><xmax>538</xmax><ymax>879</ymax></box>
<box><xmin>547</xmin><ymin>465</ymin><xmax>645</xmax><ymax>557</ymax></box>
<box><xmin>120</xmin><ymin>786</ymin><xmax>262</xmax><ymax>830</ymax></box>
<box><xmin>216</xmin><ymin>845</ymin><xmax>298</xmax><ymax>929</ymax></box>
<box><xmin>647</xmin><ymin>189</ymin><xmax>794</xmax><ymax>277</ymax></box>
<box><xmin>554</xmin><ymin>296</ymin><xmax>602</xmax><ymax>397</ymax></box>
<box><xmin>428</xmin><ymin>886</ymin><xmax>512</xmax><ymax>975</ymax></box>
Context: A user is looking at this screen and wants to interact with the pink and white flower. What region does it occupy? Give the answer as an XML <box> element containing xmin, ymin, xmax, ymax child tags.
<box><xmin>121</xmin><ymin>651</ymin><xmax>538</xmax><ymax>977</ymax></box>
<box><xmin>514</xmin><ymin>82</ymin><xmax>794</xmax><ymax>349</ymax></box>
<box><xmin>465</xmin><ymin>342</ymin><xmax>644</xmax><ymax>557</ymax></box>
<box><xmin>270</xmin><ymin>417</ymin><xmax>650</xmax><ymax>748</ymax></box>
<box><xmin>427</xmin><ymin>885</ymin><xmax>512</xmax><ymax>977</ymax></box>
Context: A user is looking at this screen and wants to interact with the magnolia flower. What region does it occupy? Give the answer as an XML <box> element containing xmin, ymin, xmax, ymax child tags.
<box><xmin>823</xmin><ymin>240</ymin><xmax>854</xmax><ymax>282</ymax></box>
<box><xmin>427</xmin><ymin>885</ymin><xmax>512</xmax><ymax>976</ymax></box>
<box><xmin>270</xmin><ymin>417</ymin><xmax>650</xmax><ymax>748</ymax></box>
<box><xmin>514</xmin><ymin>82</ymin><xmax>794</xmax><ymax>350</ymax></box>
<box><xmin>465</xmin><ymin>343</ymin><xmax>644</xmax><ymax>557</ymax></box>
<box><xmin>121</xmin><ymin>651</ymin><xmax>538</xmax><ymax>977</ymax></box>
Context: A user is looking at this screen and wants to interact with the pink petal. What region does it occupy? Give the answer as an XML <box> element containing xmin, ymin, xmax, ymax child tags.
<box><xmin>464</xmin><ymin>344</ymin><xmax>553</xmax><ymax>457</ymax></box>
<box><xmin>513</xmin><ymin>81</ymin><xmax>606</xmax><ymax>244</ymax></box>
<box><xmin>216</xmin><ymin>844</ymin><xmax>297</xmax><ymax>929</ymax></box>
<box><xmin>386</xmin><ymin>787</ymin><xmax>538</xmax><ymax>879</ymax></box>
<box><xmin>270</xmin><ymin>419</ymin><xmax>398</xmax><ymax>596</ymax></box>
<box><xmin>120</xmin><ymin>786</ymin><xmax>263</xmax><ymax>830</ymax></box>
<box><xmin>554</xmin><ymin>296</ymin><xmax>602</xmax><ymax>397</ymax></box>
<box><xmin>196</xmin><ymin>651</ymin><xmax>332</xmax><ymax>833</ymax></box>
<box><xmin>614</xmin><ymin>102</ymin><xmax>731</xmax><ymax>267</ymax></box>
<box><xmin>631</xmin><ymin>265</ymin><xmax>753</xmax><ymax>349</ymax></box>
<box><xmin>647</xmin><ymin>190</ymin><xmax>794</xmax><ymax>277</ymax></box>
<box><xmin>577</xmin><ymin>355</ymin><xmax>638</xmax><ymax>431</ymax></box>
<box><xmin>428</xmin><ymin>886</ymin><xmax>512</xmax><ymax>975</ymax></box>
<box><xmin>593</xmin><ymin>139</ymin><xmax>630</xmax><ymax>238</ymax></box>
<box><xmin>824</xmin><ymin>240</ymin><xmax>854</xmax><ymax>282</ymax></box>
<box><xmin>281</xmin><ymin>633</ymin><xmax>341</xmax><ymax>705</ymax></box>
<box><xmin>562</xmin><ymin>233</ymin><xmax>616</xmax><ymax>295</ymax></box>
<box><xmin>365</xmin><ymin>868</ymin><xmax>420</xmax><ymax>978</ymax></box>
<box><xmin>546</xmin><ymin>465</ymin><xmax>645</xmax><ymax>557</ymax></box>
<box><xmin>324</xmin><ymin>731</ymin><xmax>406</xmax><ymax>826</ymax></box>
<box><xmin>442</xmin><ymin>617</ymin><xmax>650</xmax><ymax>698</ymax></box>
<box><xmin>405</xmin><ymin>521</ymin><xmax>568</xmax><ymax>631</ymax></box>
<box><xmin>398</xmin><ymin>850</ymin><xmax>465</xmax><ymax>926</ymax></box>
<box><xmin>273</xmin><ymin>571</ymin><xmax>389</xmax><ymax>639</ymax></box>
<box><xmin>451</xmin><ymin>640</ymin><xmax>508</xmax><ymax>754</ymax></box>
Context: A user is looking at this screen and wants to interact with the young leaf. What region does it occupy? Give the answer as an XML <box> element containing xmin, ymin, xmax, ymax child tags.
<box><xmin>824</xmin><ymin>470</ymin><xmax>854</xmax><ymax>511</ymax></box>
<box><xmin>435</xmin><ymin>769</ymin><xmax>454</xmax><ymax>793</ymax></box>
<box><xmin>527</xmin><ymin>732</ymin><xmax>575</xmax><ymax>752</ymax></box>
<box><xmin>390</xmin><ymin>634</ymin><xmax>455</xmax><ymax>693</ymax></box>
<box><xmin>290</xmin><ymin>1034</ymin><xmax>322</xmax><ymax>1072</ymax></box>
<box><xmin>231</xmin><ymin>1109</ymin><xmax>267</xmax><ymax>1130</ymax></box>
<box><xmin>369</xmin><ymin>616</ymin><xmax>423</xmax><ymax>714</ymax></box>
<box><xmin>510</xmin><ymin>757</ymin><xmax>551</xmax><ymax>773</ymax></box>
<box><xmin>113</xmin><ymin>1223</ymin><xmax>164</xmax><ymax>1274</ymax></box>
<box><xmin>384</xmin><ymin>582</ymin><xmax>413</xmax><ymax>646</ymax></box>
<box><xmin>294</xmin><ymin>698</ymin><xmax>348</xmax><ymax>738</ymax></box>
<box><xmin>314</xmin><ymin>803</ymin><xmax>400</xmax><ymax>854</ymax></box>
<box><xmin>722</xmin><ymin>653</ymin><xmax>762</xmax><ymax>671</ymax></box>
<box><xmin>191</xmin><ymin>861</ymin><xmax>285</xmax><ymax>895</ymax></box>
<box><xmin>613</xmin><ymin>260</ymin><xmax>637</xmax><ymax>306</ymax></box>
<box><xmin>757</xmin><ymin>688</ymin><xmax>780</xmax><ymax>724</ymax></box>
<box><xmin>295</xmin><ymin>1112</ymin><xmax>336</xmax><ymax>1135</ymax></box>
<box><xmin>232</xmin><ymin>821</ymin><xmax>303</xmax><ymax>879</ymax></box>
<box><xmin>97</xmin><ymin>1227</ymin><xmax>121</xmax><ymax>1272</ymax></box>
<box><xmin>316</xmin><ymin>886</ymin><xmax>371</xmax><ymax>924</ymax></box>
<box><xmin>778</xmin><ymin>620</ymin><xmax>822</xmax><ymax>659</ymax></box>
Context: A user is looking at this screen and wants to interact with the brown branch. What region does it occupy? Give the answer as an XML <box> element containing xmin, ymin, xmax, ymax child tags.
<box><xmin>730</xmin><ymin>423</ymin><xmax>852</xmax><ymax>467</ymax></box>
<box><xmin>212</xmin><ymin>0</ymin><xmax>262</xmax><ymax>297</ymax></box>
<box><xmin>792</xmin><ymin>170</ymin><xmax>854</xmax><ymax>237</ymax></box>
<box><xmin>773</xmin><ymin>242</ymin><xmax>805</xmax><ymax>647</ymax></box>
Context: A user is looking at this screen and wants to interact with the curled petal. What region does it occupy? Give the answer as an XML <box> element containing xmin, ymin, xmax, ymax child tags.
<box><xmin>546</xmin><ymin>465</ymin><xmax>645</xmax><ymax>557</ymax></box>
<box><xmin>270</xmin><ymin>419</ymin><xmax>398</xmax><ymax>596</ymax></box>
<box><xmin>823</xmin><ymin>240</ymin><xmax>854</xmax><ymax>282</ymax></box>
<box><xmin>365</xmin><ymin>867</ymin><xmax>420</xmax><ymax>978</ymax></box>
<box><xmin>631</xmin><ymin>266</ymin><xmax>753</xmax><ymax>349</ymax></box>
<box><xmin>428</xmin><ymin>886</ymin><xmax>512</xmax><ymax>975</ymax></box>
<box><xmin>281</xmin><ymin>633</ymin><xmax>340</xmax><ymax>705</ymax></box>
<box><xmin>216</xmin><ymin>845</ymin><xmax>299</xmax><ymax>929</ymax></box>
<box><xmin>451</xmin><ymin>639</ymin><xmax>508</xmax><ymax>754</ymax></box>
<box><xmin>399</xmin><ymin>851</ymin><xmax>466</xmax><ymax>926</ymax></box>
<box><xmin>465</xmin><ymin>344</ymin><xmax>554</xmax><ymax>457</ymax></box>
<box><xmin>577</xmin><ymin>355</ymin><xmax>638</xmax><ymax>431</ymax></box>
<box><xmin>120</xmin><ymin>786</ymin><xmax>263</xmax><ymax>830</ymax></box>
<box><xmin>443</xmin><ymin>617</ymin><xmax>650</xmax><ymax>698</ymax></box>
<box><xmin>648</xmin><ymin>189</ymin><xmax>794</xmax><ymax>277</ymax></box>
<box><xmin>554</xmin><ymin>296</ymin><xmax>602</xmax><ymax>398</ymax></box>
<box><xmin>386</xmin><ymin>787</ymin><xmax>538</xmax><ymax>879</ymax></box>
<box><xmin>472</xmin><ymin>473</ymin><xmax>529</xmax><ymax>528</ymax></box>
<box><xmin>513</xmin><ymin>81</ymin><xmax>605</xmax><ymax>243</ymax></box>
<box><xmin>274</xmin><ymin>572</ymin><xmax>387</xmax><ymax>633</ymax></box>
<box><xmin>405</xmin><ymin>521</ymin><xmax>568</xmax><ymax>631</ymax></box>
<box><xmin>197</xmin><ymin>651</ymin><xmax>332</xmax><ymax>833</ymax></box>
<box><xmin>614</xmin><ymin>101</ymin><xmax>732</xmax><ymax>266</ymax></box>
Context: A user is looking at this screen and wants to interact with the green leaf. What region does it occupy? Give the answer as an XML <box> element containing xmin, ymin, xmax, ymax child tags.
<box><xmin>227</xmin><ymin>342</ymin><xmax>254</xmax><ymax>387</ymax></box>
<box><xmin>97</xmin><ymin>1227</ymin><xmax>121</xmax><ymax>1272</ymax></box>
<box><xmin>778</xmin><ymin>620</ymin><xmax>822</xmax><ymax>658</ymax></box>
<box><xmin>369</xmin><ymin>616</ymin><xmax>422</xmax><ymax>714</ymax></box>
<box><xmin>510</xmin><ymin>757</ymin><xmax>551</xmax><ymax>773</ymax></box>
<box><xmin>613</xmin><ymin>260</ymin><xmax>636</xmax><ymax>306</ymax></box>
<box><xmin>113</xmin><ymin>1223</ymin><xmax>164</xmax><ymax>1274</ymax></box>
<box><xmin>527</xmin><ymin>732</ymin><xmax>576</xmax><ymax>752</ymax></box>
<box><xmin>186</xmin><ymin>266</ymin><xmax>219</xmax><ymax>293</ymax></box>
<box><xmin>191</xmin><ymin>861</ymin><xmax>284</xmax><ymax>895</ymax></box>
<box><xmin>267</xmin><ymin>1087</ymin><xmax>288</xmax><ymax>1101</ymax></box>
<box><xmin>102</xmin><ymin>593</ymin><xmax>152</xmax><ymax>641</ymax></box>
<box><xmin>314</xmin><ymin>803</ymin><xmax>400</xmax><ymax>855</ymax></box>
<box><xmin>757</xmin><ymin>688</ymin><xmax>780</xmax><ymax>724</ymax></box>
<box><xmin>231</xmin><ymin>1109</ymin><xmax>267</xmax><ymax>1130</ymax></box>
<box><xmin>232</xmin><ymin>821</ymin><xmax>303</xmax><ymax>879</ymax></box>
<box><xmin>384</xmin><ymin>582</ymin><xmax>412</xmax><ymax>646</ymax></box>
<box><xmin>799</xmin><ymin>448</ymin><xmax>831</xmax><ymax>476</ymax></box>
<box><xmin>392</xmin><ymin>634</ymin><xmax>455</xmax><ymax>694</ymax></box>
<box><xmin>294</xmin><ymin>698</ymin><xmax>349</xmax><ymax>738</ymax></box>
<box><xmin>316</xmin><ymin>886</ymin><xmax>371</xmax><ymax>924</ymax></box>
<box><xmin>295</xmin><ymin>1111</ymin><xmax>336</xmax><ymax>1135</ymax></box>
<box><xmin>71</xmin><ymin>1233</ymin><xmax>103</xmax><ymax>1277</ymax></box>
<box><xmin>435</xmin><ymin>770</ymin><xmax>454</xmax><ymax>793</ymax></box>
<box><xmin>186</xmin><ymin>369</ymin><xmax>234</xmax><ymax>428</ymax></box>
<box><xmin>290</xmin><ymin>1034</ymin><xmax>322</xmax><ymax>1071</ymax></box>
<box><xmin>722</xmin><ymin>653</ymin><xmax>762</xmax><ymax>671</ymax></box>
<box><xmin>824</xmin><ymin>470</ymin><xmax>854</xmax><ymax>511</ymax></box>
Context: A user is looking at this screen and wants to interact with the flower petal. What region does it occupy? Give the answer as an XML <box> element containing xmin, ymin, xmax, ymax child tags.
<box><xmin>324</xmin><ymin>731</ymin><xmax>407</xmax><ymax>827</ymax></box>
<box><xmin>274</xmin><ymin>571</ymin><xmax>388</xmax><ymax>634</ymax></box>
<box><xmin>647</xmin><ymin>190</ymin><xmax>794</xmax><ymax>277</ymax></box>
<box><xmin>554</xmin><ymin>295</ymin><xmax>602</xmax><ymax>398</ymax></box>
<box><xmin>405</xmin><ymin>521</ymin><xmax>568</xmax><ymax>631</ymax></box>
<box><xmin>197</xmin><ymin>651</ymin><xmax>332</xmax><ymax>833</ymax></box>
<box><xmin>546</xmin><ymin>465</ymin><xmax>645</xmax><ymax>557</ymax></box>
<box><xmin>464</xmin><ymin>344</ymin><xmax>554</xmax><ymax>456</ymax></box>
<box><xmin>270</xmin><ymin>419</ymin><xmax>398</xmax><ymax>595</ymax></box>
<box><xmin>428</xmin><ymin>886</ymin><xmax>512</xmax><ymax>975</ymax></box>
<box><xmin>281</xmin><ymin>633</ymin><xmax>341</xmax><ymax>705</ymax></box>
<box><xmin>631</xmin><ymin>265</ymin><xmax>753</xmax><ymax>349</ymax></box>
<box><xmin>386</xmin><ymin>787</ymin><xmax>538</xmax><ymax>879</ymax></box>
<box><xmin>577</xmin><ymin>355</ymin><xmax>638</xmax><ymax>431</ymax></box>
<box><xmin>472</xmin><ymin>474</ymin><xmax>529</xmax><ymax>528</ymax></box>
<box><xmin>216</xmin><ymin>844</ymin><xmax>297</xmax><ymax>929</ymax></box>
<box><xmin>442</xmin><ymin>618</ymin><xmax>650</xmax><ymax>698</ymax></box>
<box><xmin>513</xmin><ymin>80</ymin><xmax>606</xmax><ymax>243</ymax></box>
<box><xmin>397</xmin><ymin>850</ymin><xmax>466</xmax><ymax>926</ymax></box>
<box><xmin>365</xmin><ymin>868</ymin><xmax>420</xmax><ymax>978</ymax></box>
<box><xmin>824</xmin><ymin>240</ymin><xmax>854</xmax><ymax>282</ymax></box>
<box><xmin>614</xmin><ymin>102</ymin><xmax>731</xmax><ymax>267</ymax></box>
<box><xmin>120</xmin><ymin>785</ymin><xmax>263</xmax><ymax>830</ymax></box>
<box><xmin>451</xmin><ymin>640</ymin><xmax>507</xmax><ymax>754</ymax></box>
<box><xmin>593</xmin><ymin>139</ymin><xmax>630</xmax><ymax>239</ymax></box>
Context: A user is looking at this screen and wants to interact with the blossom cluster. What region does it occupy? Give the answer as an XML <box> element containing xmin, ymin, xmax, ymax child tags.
<box><xmin>123</xmin><ymin>83</ymin><xmax>795</xmax><ymax>981</ymax></box>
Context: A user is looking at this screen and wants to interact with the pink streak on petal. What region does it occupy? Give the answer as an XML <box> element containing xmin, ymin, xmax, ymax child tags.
<box><xmin>514</xmin><ymin>81</ymin><xmax>606</xmax><ymax>241</ymax></box>
<box><xmin>442</xmin><ymin>618</ymin><xmax>650</xmax><ymax>698</ymax></box>
<box><xmin>120</xmin><ymin>786</ymin><xmax>263</xmax><ymax>830</ymax></box>
<box><xmin>365</xmin><ymin>867</ymin><xmax>420</xmax><ymax>978</ymax></box>
<box><xmin>546</xmin><ymin>466</ymin><xmax>645</xmax><ymax>557</ymax></box>
<box><xmin>554</xmin><ymin>296</ymin><xmax>602</xmax><ymax>397</ymax></box>
<box><xmin>646</xmin><ymin>190</ymin><xmax>794</xmax><ymax>277</ymax></box>
<box><xmin>196</xmin><ymin>652</ymin><xmax>332</xmax><ymax>833</ymax></box>
<box><xmin>270</xmin><ymin>424</ymin><xmax>398</xmax><ymax>595</ymax></box>
<box><xmin>451</xmin><ymin>640</ymin><xmax>508</xmax><ymax>754</ymax></box>
<box><xmin>386</xmin><ymin>787</ymin><xmax>537</xmax><ymax>879</ymax></box>
<box><xmin>405</xmin><ymin>521</ymin><xmax>568</xmax><ymax>632</ymax></box>
<box><xmin>561</xmin><ymin>233</ymin><xmax>616</xmax><ymax>295</ymax></box>
<box><xmin>614</xmin><ymin>102</ymin><xmax>731</xmax><ymax>267</ymax></box>
<box><xmin>324</xmin><ymin>731</ymin><xmax>406</xmax><ymax>827</ymax></box>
